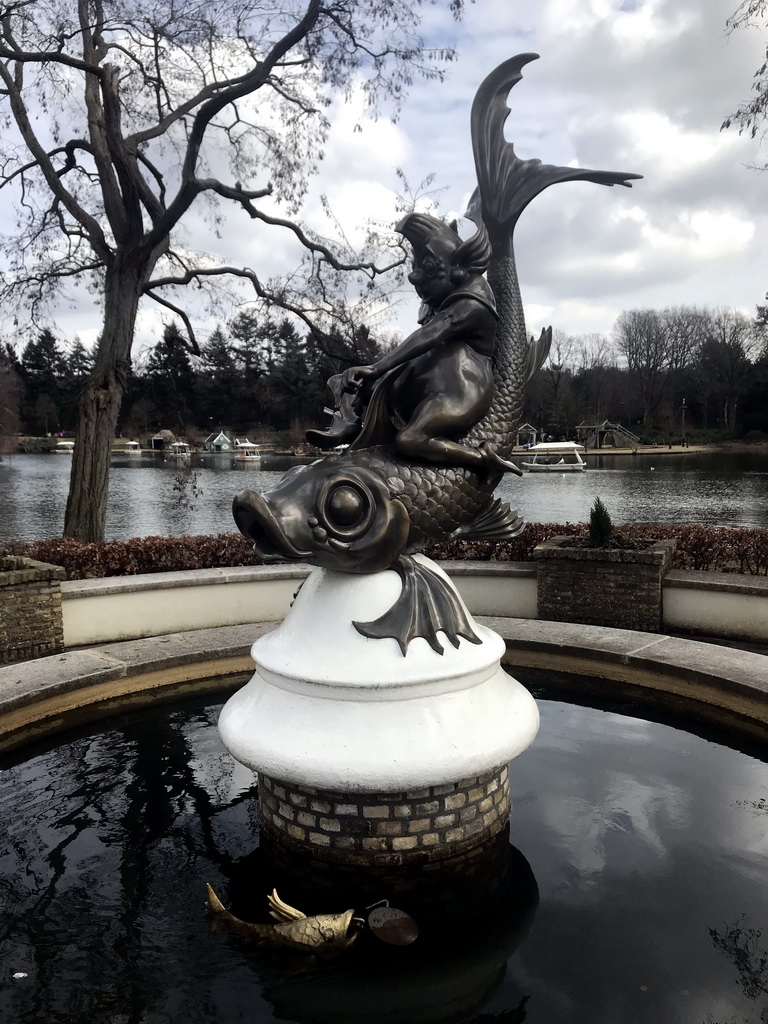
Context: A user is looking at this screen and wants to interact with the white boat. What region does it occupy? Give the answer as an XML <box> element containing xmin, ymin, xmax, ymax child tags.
<box><xmin>521</xmin><ymin>441</ymin><xmax>586</xmax><ymax>472</ymax></box>
<box><xmin>233</xmin><ymin>438</ymin><xmax>262</xmax><ymax>462</ymax></box>
<box><xmin>54</xmin><ymin>440</ymin><xmax>75</xmax><ymax>454</ymax></box>
<box><xmin>165</xmin><ymin>441</ymin><xmax>191</xmax><ymax>460</ymax></box>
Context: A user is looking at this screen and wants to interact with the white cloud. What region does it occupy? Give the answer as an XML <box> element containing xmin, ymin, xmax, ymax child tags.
<box><xmin>1</xmin><ymin>0</ymin><xmax>766</xmax><ymax>347</ymax></box>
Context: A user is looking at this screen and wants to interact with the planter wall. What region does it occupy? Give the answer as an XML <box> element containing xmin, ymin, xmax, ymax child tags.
<box><xmin>534</xmin><ymin>537</ymin><xmax>676</xmax><ymax>632</ymax></box>
<box><xmin>0</xmin><ymin>559</ymin><xmax>66</xmax><ymax>664</ymax></box>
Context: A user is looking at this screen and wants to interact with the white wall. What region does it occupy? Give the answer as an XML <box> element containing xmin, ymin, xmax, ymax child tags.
<box><xmin>60</xmin><ymin>563</ymin><xmax>768</xmax><ymax>648</ymax></box>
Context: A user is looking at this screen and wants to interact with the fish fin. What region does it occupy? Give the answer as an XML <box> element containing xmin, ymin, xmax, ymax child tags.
<box><xmin>206</xmin><ymin>883</ymin><xmax>227</xmax><ymax>915</ymax></box>
<box><xmin>354</xmin><ymin>556</ymin><xmax>482</xmax><ymax>656</ymax></box>
<box><xmin>525</xmin><ymin>326</ymin><xmax>552</xmax><ymax>383</ymax></box>
<box><xmin>469</xmin><ymin>55</ymin><xmax>642</xmax><ymax>236</ymax></box>
<box><xmin>268</xmin><ymin>890</ymin><xmax>307</xmax><ymax>922</ymax></box>
<box><xmin>453</xmin><ymin>498</ymin><xmax>525</xmax><ymax>542</ymax></box>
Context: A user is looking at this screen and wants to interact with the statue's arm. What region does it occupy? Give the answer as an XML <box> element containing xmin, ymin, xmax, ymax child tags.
<box><xmin>372</xmin><ymin>298</ymin><xmax>484</xmax><ymax>377</ymax></box>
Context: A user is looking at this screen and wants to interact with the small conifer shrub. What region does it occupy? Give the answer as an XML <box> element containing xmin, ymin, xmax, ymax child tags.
<box><xmin>588</xmin><ymin>497</ymin><xmax>613</xmax><ymax>548</ymax></box>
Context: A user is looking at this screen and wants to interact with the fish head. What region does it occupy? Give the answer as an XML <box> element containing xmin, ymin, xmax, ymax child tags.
<box><xmin>308</xmin><ymin>909</ymin><xmax>363</xmax><ymax>950</ymax></box>
<box><xmin>233</xmin><ymin>458</ymin><xmax>411</xmax><ymax>574</ymax></box>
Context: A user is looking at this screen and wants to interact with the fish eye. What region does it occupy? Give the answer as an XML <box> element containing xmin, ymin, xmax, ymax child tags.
<box><xmin>317</xmin><ymin>477</ymin><xmax>375</xmax><ymax>540</ymax></box>
<box><xmin>328</xmin><ymin>484</ymin><xmax>365</xmax><ymax>527</ymax></box>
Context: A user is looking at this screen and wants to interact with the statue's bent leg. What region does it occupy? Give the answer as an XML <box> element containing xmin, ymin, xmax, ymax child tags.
<box><xmin>395</xmin><ymin>394</ymin><xmax>487</xmax><ymax>466</ymax></box>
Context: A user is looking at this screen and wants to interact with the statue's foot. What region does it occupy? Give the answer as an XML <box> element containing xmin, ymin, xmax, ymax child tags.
<box><xmin>479</xmin><ymin>441</ymin><xmax>523</xmax><ymax>476</ymax></box>
<box><xmin>305</xmin><ymin>413</ymin><xmax>360</xmax><ymax>450</ymax></box>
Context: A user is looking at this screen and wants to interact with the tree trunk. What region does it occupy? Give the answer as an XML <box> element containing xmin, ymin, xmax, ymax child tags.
<box><xmin>64</xmin><ymin>265</ymin><xmax>145</xmax><ymax>542</ymax></box>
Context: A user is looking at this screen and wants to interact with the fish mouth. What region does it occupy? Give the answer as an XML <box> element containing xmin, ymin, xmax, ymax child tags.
<box><xmin>341</xmin><ymin>910</ymin><xmax>363</xmax><ymax>947</ymax></box>
<box><xmin>233</xmin><ymin>489</ymin><xmax>312</xmax><ymax>561</ymax></box>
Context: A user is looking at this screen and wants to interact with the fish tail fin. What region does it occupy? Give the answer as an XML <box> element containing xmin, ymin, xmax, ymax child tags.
<box><xmin>469</xmin><ymin>55</ymin><xmax>642</xmax><ymax>240</ymax></box>
<box><xmin>526</xmin><ymin>326</ymin><xmax>552</xmax><ymax>383</ymax></box>
<box><xmin>205</xmin><ymin>883</ymin><xmax>227</xmax><ymax>914</ymax></box>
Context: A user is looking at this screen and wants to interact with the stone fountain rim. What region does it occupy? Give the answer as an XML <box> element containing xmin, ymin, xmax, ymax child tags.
<box><xmin>0</xmin><ymin>617</ymin><xmax>766</xmax><ymax>756</ymax></box>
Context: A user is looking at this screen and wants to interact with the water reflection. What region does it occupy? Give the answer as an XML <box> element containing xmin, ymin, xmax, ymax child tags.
<box><xmin>1</xmin><ymin>450</ymin><xmax>767</xmax><ymax>542</ymax></box>
<box><xmin>1</xmin><ymin>691</ymin><xmax>766</xmax><ymax>1023</ymax></box>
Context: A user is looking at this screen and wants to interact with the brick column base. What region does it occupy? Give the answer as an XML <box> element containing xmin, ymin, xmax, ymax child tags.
<box><xmin>258</xmin><ymin>765</ymin><xmax>510</xmax><ymax>868</ymax></box>
<box><xmin>0</xmin><ymin>559</ymin><xmax>65</xmax><ymax>664</ymax></box>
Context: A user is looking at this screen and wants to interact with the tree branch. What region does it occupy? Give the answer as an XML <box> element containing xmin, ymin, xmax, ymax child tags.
<box><xmin>145</xmin><ymin>290</ymin><xmax>199</xmax><ymax>355</ymax></box>
<box><xmin>142</xmin><ymin>0</ymin><xmax>324</xmax><ymax>251</ymax></box>
<box><xmin>146</xmin><ymin>264</ymin><xmax>333</xmax><ymax>335</ymax></box>
<box><xmin>244</xmin><ymin>206</ymin><xmax>406</xmax><ymax>276</ymax></box>
<box><xmin>194</xmin><ymin>178</ymin><xmax>273</xmax><ymax>215</ymax></box>
<box><xmin>0</xmin><ymin>60</ymin><xmax>111</xmax><ymax>260</ymax></box>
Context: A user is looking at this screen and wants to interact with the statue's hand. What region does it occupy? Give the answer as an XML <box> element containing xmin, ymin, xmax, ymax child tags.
<box><xmin>341</xmin><ymin>365</ymin><xmax>378</xmax><ymax>393</ymax></box>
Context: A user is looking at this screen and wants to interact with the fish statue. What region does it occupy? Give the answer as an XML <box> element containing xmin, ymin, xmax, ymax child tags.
<box><xmin>233</xmin><ymin>54</ymin><xmax>640</xmax><ymax>653</ymax></box>
<box><xmin>205</xmin><ymin>884</ymin><xmax>362</xmax><ymax>952</ymax></box>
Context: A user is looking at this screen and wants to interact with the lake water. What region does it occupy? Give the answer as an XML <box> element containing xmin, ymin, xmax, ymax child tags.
<box><xmin>1</xmin><ymin>450</ymin><xmax>767</xmax><ymax>544</ymax></box>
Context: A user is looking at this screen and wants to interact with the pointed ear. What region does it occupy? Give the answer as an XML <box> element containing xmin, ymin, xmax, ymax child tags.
<box><xmin>448</xmin><ymin>218</ymin><xmax>458</xmax><ymax>232</ymax></box>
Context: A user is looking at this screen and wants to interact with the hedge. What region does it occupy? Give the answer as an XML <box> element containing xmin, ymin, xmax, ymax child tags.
<box><xmin>3</xmin><ymin>522</ymin><xmax>768</xmax><ymax>580</ymax></box>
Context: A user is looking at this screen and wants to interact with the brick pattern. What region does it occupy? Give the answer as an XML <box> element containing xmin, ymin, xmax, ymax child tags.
<box><xmin>535</xmin><ymin>537</ymin><xmax>675</xmax><ymax>632</ymax></box>
<box><xmin>0</xmin><ymin>560</ymin><xmax>65</xmax><ymax>664</ymax></box>
<box><xmin>258</xmin><ymin>766</ymin><xmax>510</xmax><ymax>867</ymax></box>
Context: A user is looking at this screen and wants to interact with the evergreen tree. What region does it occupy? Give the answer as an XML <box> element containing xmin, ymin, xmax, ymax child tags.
<box><xmin>67</xmin><ymin>339</ymin><xmax>95</xmax><ymax>379</ymax></box>
<box><xmin>145</xmin><ymin>324</ymin><xmax>197</xmax><ymax>432</ymax></box>
<box><xmin>19</xmin><ymin>329</ymin><xmax>66</xmax><ymax>433</ymax></box>
<box><xmin>0</xmin><ymin>345</ymin><xmax>22</xmax><ymax>452</ymax></box>
<box><xmin>269</xmin><ymin>319</ymin><xmax>313</xmax><ymax>432</ymax></box>
<box><xmin>60</xmin><ymin>339</ymin><xmax>95</xmax><ymax>431</ymax></box>
<box><xmin>196</xmin><ymin>327</ymin><xmax>239</xmax><ymax>432</ymax></box>
<box><xmin>228</xmin><ymin>311</ymin><xmax>273</xmax><ymax>427</ymax></box>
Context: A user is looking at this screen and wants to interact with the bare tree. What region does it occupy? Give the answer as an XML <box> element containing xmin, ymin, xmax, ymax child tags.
<box><xmin>575</xmin><ymin>332</ymin><xmax>614</xmax><ymax>422</ymax></box>
<box><xmin>660</xmin><ymin>306</ymin><xmax>711</xmax><ymax>373</ymax></box>
<box><xmin>0</xmin><ymin>0</ymin><xmax>461</xmax><ymax>540</ymax></box>
<box><xmin>542</xmin><ymin>330</ymin><xmax>576</xmax><ymax>428</ymax></box>
<box><xmin>613</xmin><ymin>309</ymin><xmax>670</xmax><ymax>425</ymax></box>
<box><xmin>698</xmin><ymin>307</ymin><xmax>758</xmax><ymax>431</ymax></box>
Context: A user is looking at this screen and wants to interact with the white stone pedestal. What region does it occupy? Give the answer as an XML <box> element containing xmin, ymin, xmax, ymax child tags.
<box><xmin>218</xmin><ymin>556</ymin><xmax>539</xmax><ymax>864</ymax></box>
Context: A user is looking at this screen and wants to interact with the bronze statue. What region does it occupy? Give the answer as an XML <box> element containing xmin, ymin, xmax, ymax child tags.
<box><xmin>306</xmin><ymin>214</ymin><xmax>519</xmax><ymax>475</ymax></box>
<box><xmin>233</xmin><ymin>54</ymin><xmax>641</xmax><ymax>653</ymax></box>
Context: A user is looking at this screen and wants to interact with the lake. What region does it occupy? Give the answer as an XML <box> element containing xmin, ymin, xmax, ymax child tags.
<box><xmin>1</xmin><ymin>450</ymin><xmax>767</xmax><ymax>544</ymax></box>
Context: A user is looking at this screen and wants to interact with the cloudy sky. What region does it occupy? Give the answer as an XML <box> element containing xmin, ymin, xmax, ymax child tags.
<box><xmin>3</xmin><ymin>0</ymin><xmax>767</xmax><ymax>355</ymax></box>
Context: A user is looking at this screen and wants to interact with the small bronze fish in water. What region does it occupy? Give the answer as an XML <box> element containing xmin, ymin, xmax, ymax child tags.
<box><xmin>205</xmin><ymin>884</ymin><xmax>362</xmax><ymax>953</ymax></box>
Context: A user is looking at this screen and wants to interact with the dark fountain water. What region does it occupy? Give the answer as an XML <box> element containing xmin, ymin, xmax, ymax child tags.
<box><xmin>1</xmin><ymin>677</ymin><xmax>767</xmax><ymax>1024</ymax></box>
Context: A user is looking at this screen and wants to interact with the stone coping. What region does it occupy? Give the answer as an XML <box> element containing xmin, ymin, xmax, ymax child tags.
<box><xmin>2</xmin><ymin>617</ymin><xmax>766</xmax><ymax>752</ymax></box>
<box><xmin>60</xmin><ymin>559</ymin><xmax>536</xmax><ymax>601</ymax></box>
<box><xmin>0</xmin><ymin>558</ymin><xmax>66</xmax><ymax>587</ymax></box>
<box><xmin>61</xmin><ymin>563</ymin><xmax>311</xmax><ymax>599</ymax></box>
<box><xmin>58</xmin><ymin>560</ymin><xmax>767</xmax><ymax>600</ymax></box>
<box><xmin>0</xmin><ymin>622</ymin><xmax>266</xmax><ymax>715</ymax></box>
<box><xmin>665</xmin><ymin>568</ymin><xmax>768</xmax><ymax>598</ymax></box>
<box><xmin>534</xmin><ymin>536</ymin><xmax>675</xmax><ymax>565</ymax></box>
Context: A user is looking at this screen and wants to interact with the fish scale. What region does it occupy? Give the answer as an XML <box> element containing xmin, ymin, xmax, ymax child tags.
<box><xmin>357</xmin><ymin>446</ymin><xmax>492</xmax><ymax>551</ymax></box>
<box><xmin>467</xmin><ymin>252</ymin><xmax>528</xmax><ymax>459</ymax></box>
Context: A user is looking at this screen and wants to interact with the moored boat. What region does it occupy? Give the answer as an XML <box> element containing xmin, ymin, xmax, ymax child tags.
<box><xmin>233</xmin><ymin>438</ymin><xmax>261</xmax><ymax>462</ymax></box>
<box><xmin>521</xmin><ymin>441</ymin><xmax>586</xmax><ymax>472</ymax></box>
<box><xmin>164</xmin><ymin>441</ymin><xmax>191</xmax><ymax>461</ymax></box>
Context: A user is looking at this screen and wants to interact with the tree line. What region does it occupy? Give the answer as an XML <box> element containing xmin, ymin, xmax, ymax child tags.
<box><xmin>522</xmin><ymin>303</ymin><xmax>768</xmax><ymax>442</ymax></box>
<box><xmin>2</xmin><ymin>300</ymin><xmax>765</xmax><ymax>448</ymax></box>
<box><xmin>0</xmin><ymin>314</ymin><xmax>389</xmax><ymax>444</ymax></box>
